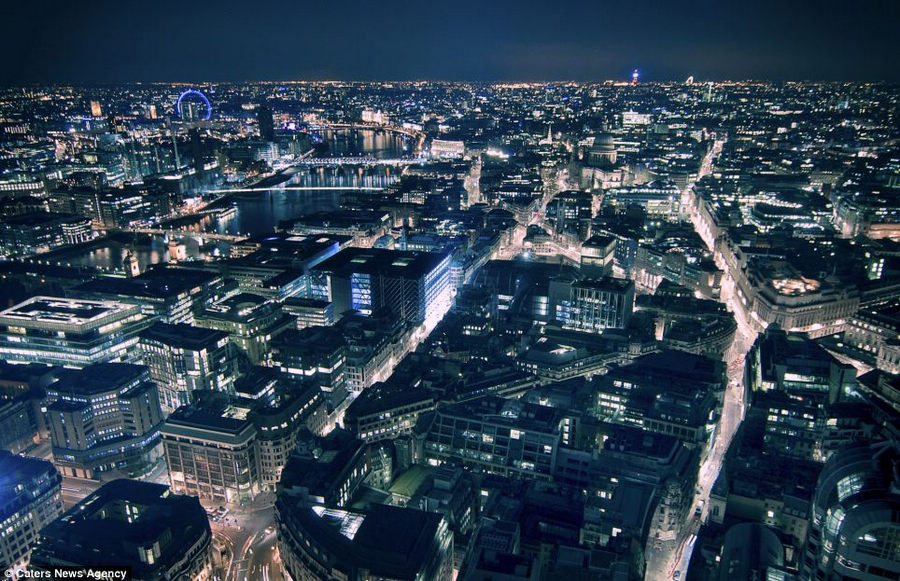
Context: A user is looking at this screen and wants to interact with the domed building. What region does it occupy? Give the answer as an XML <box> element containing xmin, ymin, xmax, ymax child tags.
<box><xmin>717</xmin><ymin>523</ymin><xmax>787</xmax><ymax>581</ymax></box>
<box><xmin>576</xmin><ymin>132</ymin><xmax>630</xmax><ymax>190</ymax></box>
<box><xmin>587</xmin><ymin>132</ymin><xmax>618</xmax><ymax>168</ymax></box>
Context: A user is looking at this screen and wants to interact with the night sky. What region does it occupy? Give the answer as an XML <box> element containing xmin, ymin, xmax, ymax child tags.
<box><xmin>2</xmin><ymin>0</ymin><xmax>898</xmax><ymax>83</ymax></box>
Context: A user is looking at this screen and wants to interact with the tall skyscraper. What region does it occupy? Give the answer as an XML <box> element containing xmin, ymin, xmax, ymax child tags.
<box><xmin>189</xmin><ymin>127</ymin><xmax>204</xmax><ymax>170</ymax></box>
<box><xmin>257</xmin><ymin>105</ymin><xmax>275</xmax><ymax>141</ymax></box>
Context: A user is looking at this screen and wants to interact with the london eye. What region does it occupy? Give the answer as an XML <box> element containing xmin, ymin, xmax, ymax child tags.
<box><xmin>176</xmin><ymin>89</ymin><xmax>212</xmax><ymax>121</ymax></box>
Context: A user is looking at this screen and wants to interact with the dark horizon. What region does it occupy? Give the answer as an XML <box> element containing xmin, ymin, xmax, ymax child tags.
<box><xmin>5</xmin><ymin>76</ymin><xmax>900</xmax><ymax>87</ymax></box>
<box><xmin>2</xmin><ymin>0</ymin><xmax>898</xmax><ymax>84</ymax></box>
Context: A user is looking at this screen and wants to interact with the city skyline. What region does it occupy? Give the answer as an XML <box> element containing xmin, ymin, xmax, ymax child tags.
<box><xmin>0</xmin><ymin>2</ymin><xmax>898</xmax><ymax>579</ymax></box>
<box><xmin>2</xmin><ymin>1</ymin><xmax>899</xmax><ymax>84</ymax></box>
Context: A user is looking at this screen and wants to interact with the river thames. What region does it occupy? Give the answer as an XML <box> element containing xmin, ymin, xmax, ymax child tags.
<box><xmin>47</xmin><ymin>128</ymin><xmax>409</xmax><ymax>272</ymax></box>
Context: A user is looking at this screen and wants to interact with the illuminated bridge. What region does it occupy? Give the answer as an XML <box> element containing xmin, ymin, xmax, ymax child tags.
<box><xmin>292</xmin><ymin>156</ymin><xmax>428</xmax><ymax>166</ymax></box>
<box><xmin>307</xmin><ymin>122</ymin><xmax>426</xmax><ymax>143</ymax></box>
<box><xmin>206</xmin><ymin>185</ymin><xmax>387</xmax><ymax>194</ymax></box>
<box><xmin>114</xmin><ymin>227</ymin><xmax>248</xmax><ymax>243</ymax></box>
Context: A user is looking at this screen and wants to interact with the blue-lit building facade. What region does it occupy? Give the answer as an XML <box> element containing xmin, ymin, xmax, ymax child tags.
<box><xmin>312</xmin><ymin>248</ymin><xmax>453</xmax><ymax>326</ymax></box>
<box><xmin>0</xmin><ymin>452</ymin><xmax>64</xmax><ymax>573</ymax></box>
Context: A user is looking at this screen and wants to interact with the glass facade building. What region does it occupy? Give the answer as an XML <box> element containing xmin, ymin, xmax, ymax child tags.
<box><xmin>0</xmin><ymin>296</ymin><xmax>147</xmax><ymax>368</ymax></box>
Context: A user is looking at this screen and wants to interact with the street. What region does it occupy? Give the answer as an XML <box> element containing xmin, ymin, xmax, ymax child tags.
<box><xmin>645</xmin><ymin>136</ymin><xmax>755</xmax><ymax>580</ymax></box>
<box><xmin>244</xmin><ymin>527</ymin><xmax>283</xmax><ymax>581</ymax></box>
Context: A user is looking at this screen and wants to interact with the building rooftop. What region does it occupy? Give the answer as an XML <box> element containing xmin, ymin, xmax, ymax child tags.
<box><xmin>582</xmin><ymin>235</ymin><xmax>617</xmax><ymax>249</ymax></box>
<box><xmin>29</xmin><ymin>479</ymin><xmax>210</xmax><ymax>575</ymax></box>
<box><xmin>50</xmin><ymin>363</ymin><xmax>147</xmax><ymax>397</ymax></box>
<box><xmin>353</xmin><ymin>504</ymin><xmax>444</xmax><ymax>573</ymax></box>
<box><xmin>280</xmin><ymin>429</ymin><xmax>364</xmax><ymax>499</ymax></box>
<box><xmin>621</xmin><ymin>350</ymin><xmax>724</xmax><ymax>386</ymax></box>
<box><xmin>345</xmin><ymin>382</ymin><xmax>434</xmax><ymax>421</ymax></box>
<box><xmin>431</xmin><ymin>395</ymin><xmax>563</xmax><ymax>434</ymax></box>
<box><xmin>200</xmin><ymin>292</ymin><xmax>270</xmax><ymax>321</ymax></box>
<box><xmin>283</xmin><ymin>297</ymin><xmax>331</xmax><ymax>309</ymax></box>
<box><xmin>571</xmin><ymin>277</ymin><xmax>635</xmax><ymax>292</ymax></box>
<box><xmin>162</xmin><ymin>400</ymin><xmax>253</xmax><ymax>437</ymax></box>
<box><xmin>600</xmin><ymin>423</ymin><xmax>683</xmax><ymax>462</ymax></box>
<box><xmin>0</xmin><ymin>451</ymin><xmax>59</xmax><ymax>516</ymax></box>
<box><xmin>1</xmin><ymin>212</ymin><xmax>89</xmax><ymax>226</ymax></box>
<box><xmin>139</xmin><ymin>321</ymin><xmax>229</xmax><ymax>350</ymax></box>
<box><xmin>282</xmin><ymin>500</ymin><xmax>446</xmax><ymax>580</ymax></box>
<box><xmin>72</xmin><ymin>266</ymin><xmax>219</xmax><ymax>301</ymax></box>
<box><xmin>313</xmin><ymin>247</ymin><xmax>450</xmax><ymax>279</ymax></box>
<box><xmin>0</xmin><ymin>296</ymin><xmax>139</xmax><ymax>331</ymax></box>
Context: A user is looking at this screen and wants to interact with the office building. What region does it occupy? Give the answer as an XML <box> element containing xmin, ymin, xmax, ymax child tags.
<box><xmin>580</xmin><ymin>235</ymin><xmax>616</xmax><ymax>278</ymax></box>
<box><xmin>161</xmin><ymin>402</ymin><xmax>259</xmax><ymax>504</ymax></box>
<box><xmin>29</xmin><ymin>480</ymin><xmax>213</xmax><ymax>581</ymax></box>
<box><xmin>161</xmin><ymin>384</ymin><xmax>325</xmax><ymax>502</ymax></box>
<box><xmin>745</xmin><ymin>326</ymin><xmax>856</xmax><ymax>406</ymax></box>
<box><xmin>218</xmin><ymin>232</ymin><xmax>344</xmax><ymax>298</ymax></box>
<box><xmin>340</xmin><ymin>310</ymin><xmax>408</xmax><ymax>394</ymax></box>
<box><xmin>0</xmin><ymin>212</ymin><xmax>92</xmax><ymax>257</ymax></box>
<box><xmin>602</xmin><ymin>181</ymin><xmax>681</xmax><ymax>221</ymax></box>
<box><xmin>70</xmin><ymin>266</ymin><xmax>229</xmax><ymax>324</ymax></box>
<box><xmin>801</xmin><ymin>441</ymin><xmax>899</xmax><ymax>581</ymax></box>
<box><xmin>249</xmin><ymin>378</ymin><xmax>327</xmax><ymax>490</ymax></box>
<box><xmin>716</xmin><ymin>523</ymin><xmax>790</xmax><ymax>581</ymax></box>
<box><xmin>344</xmin><ymin>382</ymin><xmax>437</xmax><ymax>443</ymax></box>
<box><xmin>257</xmin><ymin>105</ymin><xmax>275</xmax><ymax>141</ymax></box>
<box><xmin>283</xmin><ymin>297</ymin><xmax>335</xmax><ymax>329</ymax></box>
<box><xmin>833</xmin><ymin>185</ymin><xmax>900</xmax><ymax>239</ymax></box>
<box><xmin>551</xmin><ymin>277</ymin><xmax>635</xmax><ymax>332</ymax></box>
<box><xmin>312</xmin><ymin>247</ymin><xmax>453</xmax><ymax>326</ymax></box>
<box><xmin>280</xmin><ymin>428</ymin><xmax>370</xmax><ymax>508</ymax></box>
<box><xmin>592</xmin><ymin>350</ymin><xmax>724</xmax><ymax>451</ymax></box>
<box><xmin>0</xmin><ymin>296</ymin><xmax>147</xmax><ymax>367</ymax></box>
<box><xmin>138</xmin><ymin>322</ymin><xmax>237</xmax><ymax>414</ymax></box>
<box><xmin>414</xmin><ymin>397</ymin><xmax>563</xmax><ymax>481</ymax></box>
<box><xmin>0</xmin><ymin>452</ymin><xmax>63</xmax><ymax>572</ymax></box>
<box><xmin>276</xmin><ymin>495</ymin><xmax>453</xmax><ymax>581</ymax></box>
<box><xmin>44</xmin><ymin>363</ymin><xmax>164</xmax><ymax>479</ymax></box>
<box><xmin>0</xmin><ymin>362</ymin><xmax>56</xmax><ymax>454</ymax></box>
<box><xmin>841</xmin><ymin>302</ymin><xmax>900</xmax><ymax>374</ymax></box>
<box><xmin>431</xmin><ymin>139</ymin><xmax>466</xmax><ymax>159</ymax></box>
<box><xmin>195</xmin><ymin>293</ymin><xmax>295</xmax><ymax>365</ymax></box>
<box><xmin>546</xmin><ymin>190</ymin><xmax>593</xmax><ymax>240</ymax></box>
<box><xmin>272</xmin><ymin>325</ymin><xmax>348</xmax><ymax>409</ymax></box>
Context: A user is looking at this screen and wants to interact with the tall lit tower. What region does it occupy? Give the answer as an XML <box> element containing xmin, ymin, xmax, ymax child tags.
<box><xmin>631</xmin><ymin>69</ymin><xmax>639</xmax><ymax>87</ymax></box>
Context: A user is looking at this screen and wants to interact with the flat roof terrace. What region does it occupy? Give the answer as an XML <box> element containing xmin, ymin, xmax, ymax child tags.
<box><xmin>0</xmin><ymin>296</ymin><xmax>141</xmax><ymax>333</ymax></box>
